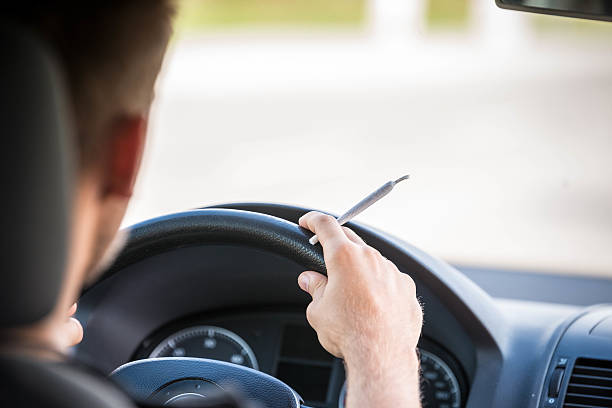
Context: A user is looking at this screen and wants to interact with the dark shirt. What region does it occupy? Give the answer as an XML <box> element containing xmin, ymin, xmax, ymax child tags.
<box><xmin>0</xmin><ymin>349</ymin><xmax>253</xmax><ymax>408</ymax></box>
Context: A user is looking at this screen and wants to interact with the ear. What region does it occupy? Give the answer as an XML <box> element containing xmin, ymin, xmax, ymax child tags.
<box><xmin>103</xmin><ymin>115</ymin><xmax>147</xmax><ymax>198</ymax></box>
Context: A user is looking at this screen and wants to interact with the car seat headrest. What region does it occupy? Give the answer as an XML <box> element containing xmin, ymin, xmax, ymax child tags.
<box><xmin>0</xmin><ymin>22</ymin><xmax>74</xmax><ymax>327</ymax></box>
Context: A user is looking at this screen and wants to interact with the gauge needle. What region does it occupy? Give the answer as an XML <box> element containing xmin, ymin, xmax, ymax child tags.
<box><xmin>309</xmin><ymin>175</ymin><xmax>410</xmax><ymax>245</ymax></box>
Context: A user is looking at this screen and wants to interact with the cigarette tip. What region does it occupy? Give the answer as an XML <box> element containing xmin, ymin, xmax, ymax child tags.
<box><xmin>394</xmin><ymin>174</ymin><xmax>410</xmax><ymax>184</ymax></box>
<box><xmin>309</xmin><ymin>235</ymin><xmax>319</xmax><ymax>245</ymax></box>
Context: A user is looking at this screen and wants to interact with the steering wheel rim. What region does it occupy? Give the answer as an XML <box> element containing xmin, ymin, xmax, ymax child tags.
<box><xmin>91</xmin><ymin>208</ymin><xmax>326</xmax><ymax>293</ymax></box>
<box><xmin>99</xmin><ymin>209</ymin><xmax>326</xmax><ymax>407</ymax></box>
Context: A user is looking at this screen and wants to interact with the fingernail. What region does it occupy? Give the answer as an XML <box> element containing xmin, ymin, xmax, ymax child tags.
<box><xmin>298</xmin><ymin>274</ymin><xmax>309</xmax><ymax>292</ymax></box>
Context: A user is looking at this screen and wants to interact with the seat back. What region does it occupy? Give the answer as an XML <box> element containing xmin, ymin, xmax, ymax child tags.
<box><xmin>0</xmin><ymin>22</ymin><xmax>74</xmax><ymax>327</ymax></box>
<box><xmin>0</xmin><ymin>355</ymin><xmax>135</xmax><ymax>408</ymax></box>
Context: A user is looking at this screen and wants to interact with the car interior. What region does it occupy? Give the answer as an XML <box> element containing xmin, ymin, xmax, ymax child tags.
<box><xmin>2</xmin><ymin>1</ymin><xmax>612</xmax><ymax>408</ymax></box>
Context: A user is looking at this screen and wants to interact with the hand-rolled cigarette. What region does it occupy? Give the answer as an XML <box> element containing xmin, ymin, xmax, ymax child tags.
<box><xmin>309</xmin><ymin>175</ymin><xmax>409</xmax><ymax>245</ymax></box>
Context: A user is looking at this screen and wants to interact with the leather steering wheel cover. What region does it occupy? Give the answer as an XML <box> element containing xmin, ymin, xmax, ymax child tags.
<box><xmin>94</xmin><ymin>209</ymin><xmax>326</xmax><ymax>291</ymax></box>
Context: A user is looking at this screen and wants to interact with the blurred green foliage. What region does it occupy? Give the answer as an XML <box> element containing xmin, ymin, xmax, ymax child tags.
<box><xmin>173</xmin><ymin>0</ymin><xmax>612</xmax><ymax>35</ymax></box>
<box><xmin>174</xmin><ymin>0</ymin><xmax>366</xmax><ymax>32</ymax></box>
<box><xmin>426</xmin><ymin>0</ymin><xmax>470</xmax><ymax>28</ymax></box>
<box><xmin>532</xmin><ymin>14</ymin><xmax>612</xmax><ymax>36</ymax></box>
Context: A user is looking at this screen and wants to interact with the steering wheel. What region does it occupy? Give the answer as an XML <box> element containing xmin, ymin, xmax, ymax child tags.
<box><xmin>107</xmin><ymin>209</ymin><xmax>325</xmax><ymax>408</ymax></box>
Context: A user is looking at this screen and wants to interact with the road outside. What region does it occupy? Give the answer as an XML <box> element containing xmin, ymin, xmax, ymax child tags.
<box><xmin>124</xmin><ymin>0</ymin><xmax>612</xmax><ymax>278</ymax></box>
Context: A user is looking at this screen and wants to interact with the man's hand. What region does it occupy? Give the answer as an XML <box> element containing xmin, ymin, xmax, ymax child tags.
<box><xmin>297</xmin><ymin>211</ymin><xmax>423</xmax><ymax>408</ymax></box>
<box><xmin>61</xmin><ymin>303</ymin><xmax>83</xmax><ymax>349</ymax></box>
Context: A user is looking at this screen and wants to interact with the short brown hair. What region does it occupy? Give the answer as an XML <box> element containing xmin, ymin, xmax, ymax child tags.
<box><xmin>5</xmin><ymin>1</ymin><xmax>175</xmax><ymax>168</ymax></box>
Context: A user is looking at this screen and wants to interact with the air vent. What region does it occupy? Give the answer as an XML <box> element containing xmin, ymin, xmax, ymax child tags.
<box><xmin>564</xmin><ymin>358</ymin><xmax>612</xmax><ymax>407</ymax></box>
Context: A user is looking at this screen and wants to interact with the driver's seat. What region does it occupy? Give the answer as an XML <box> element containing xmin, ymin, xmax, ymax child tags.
<box><xmin>0</xmin><ymin>21</ymin><xmax>134</xmax><ymax>408</ymax></box>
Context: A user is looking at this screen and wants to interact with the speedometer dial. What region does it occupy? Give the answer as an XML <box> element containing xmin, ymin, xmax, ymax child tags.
<box><xmin>338</xmin><ymin>349</ymin><xmax>462</xmax><ymax>408</ymax></box>
<box><xmin>149</xmin><ymin>325</ymin><xmax>258</xmax><ymax>370</ymax></box>
<box><xmin>420</xmin><ymin>350</ymin><xmax>461</xmax><ymax>408</ymax></box>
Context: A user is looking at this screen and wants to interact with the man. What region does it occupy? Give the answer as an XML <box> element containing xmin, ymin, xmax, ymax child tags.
<box><xmin>2</xmin><ymin>2</ymin><xmax>423</xmax><ymax>407</ymax></box>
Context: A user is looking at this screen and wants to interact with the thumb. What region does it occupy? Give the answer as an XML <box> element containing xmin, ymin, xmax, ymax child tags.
<box><xmin>298</xmin><ymin>271</ymin><xmax>328</xmax><ymax>301</ymax></box>
<box><xmin>62</xmin><ymin>317</ymin><xmax>84</xmax><ymax>348</ymax></box>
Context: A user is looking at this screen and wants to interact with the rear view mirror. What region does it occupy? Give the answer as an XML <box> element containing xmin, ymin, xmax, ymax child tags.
<box><xmin>496</xmin><ymin>0</ymin><xmax>612</xmax><ymax>22</ymax></box>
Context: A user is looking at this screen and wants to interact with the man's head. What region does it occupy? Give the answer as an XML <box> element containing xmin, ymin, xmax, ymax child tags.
<box><xmin>5</xmin><ymin>1</ymin><xmax>175</xmax><ymax>347</ymax></box>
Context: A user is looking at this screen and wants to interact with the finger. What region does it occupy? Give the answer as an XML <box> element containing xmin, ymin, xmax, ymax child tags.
<box><xmin>68</xmin><ymin>302</ymin><xmax>77</xmax><ymax>316</ymax></box>
<box><xmin>298</xmin><ymin>271</ymin><xmax>328</xmax><ymax>301</ymax></box>
<box><xmin>64</xmin><ymin>317</ymin><xmax>84</xmax><ymax>347</ymax></box>
<box><xmin>342</xmin><ymin>226</ymin><xmax>366</xmax><ymax>246</ymax></box>
<box><xmin>298</xmin><ymin>212</ymin><xmax>349</xmax><ymax>248</ymax></box>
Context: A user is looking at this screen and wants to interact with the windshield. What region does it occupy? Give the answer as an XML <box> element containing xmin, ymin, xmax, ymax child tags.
<box><xmin>124</xmin><ymin>0</ymin><xmax>612</xmax><ymax>278</ymax></box>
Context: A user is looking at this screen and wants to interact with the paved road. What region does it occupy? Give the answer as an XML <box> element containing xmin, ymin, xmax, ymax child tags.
<box><xmin>124</xmin><ymin>29</ymin><xmax>612</xmax><ymax>277</ymax></box>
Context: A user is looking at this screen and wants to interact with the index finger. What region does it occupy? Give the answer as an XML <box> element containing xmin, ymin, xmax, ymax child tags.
<box><xmin>299</xmin><ymin>211</ymin><xmax>351</xmax><ymax>249</ymax></box>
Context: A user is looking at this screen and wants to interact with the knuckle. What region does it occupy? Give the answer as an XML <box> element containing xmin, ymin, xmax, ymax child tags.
<box><xmin>301</xmin><ymin>211</ymin><xmax>319</xmax><ymax>226</ymax></box>
<box><xmin>385</xmin><ymin>259</ymin><xmax>400</xmax><ymax>273</ymax></box>
<box><xmin>317</xmin><ymin>214</ymin><xmax>337</xmax><ymax>226</ymax></box>
<box><xmin>316</xmin><ymin>333</ymin><xmax>340</xmax><ymax>357</ymax></box>
<box><xmin>404</xmin><ymin>272</ymin><xmax>415</xmax><ymax>284</ymax></box>
<box><xmin>342</xmin><ymin>226</ymin><xmax>358</xmax><ymax>237</ymax></box>
<box><xmin>333</xmin><ymin>241</ymin><xmax>357</xmax><ymax>258</ymax></box>
<box><xmin>311</xmin><ymin>277</ymin><xmax>328</xmax><ymax>296</ymax></box>
<box><xmin>310</xmin><ymin>277</ymin><xmax>322</xmax><ymax>290</ymax></box>
<box><xmin>305</xmin><ymin>303</ymin><xmax>319</xmax><ymax>326</ymax></box>
<box><xmin>401</xmin><ymin>272</ymin><xmax>416</xmax><ymax>289</ymax></box>
<box><xmin>363</xmin><ymin>246</ymin><xmax>381</xmax><ymax>258</ymax></box>
<box><xmin>341</xmin><ymin>226</ymin><xmax>353</xmax><ymax>235</ymax></box>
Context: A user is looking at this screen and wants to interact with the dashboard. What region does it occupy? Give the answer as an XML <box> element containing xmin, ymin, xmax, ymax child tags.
<box><xmin>74</xmin><ymin>203</ymin><xmax>612</xmax><ymax>408</ymax></box>
<box><xmin>131</xmin><ymin>311</ymin><xmax>466</xmax><ymax>408</ymax></box>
